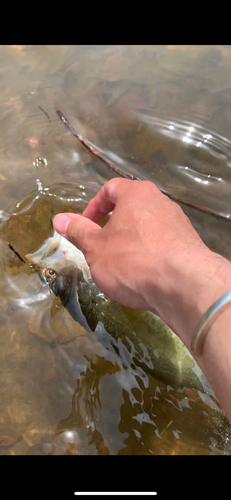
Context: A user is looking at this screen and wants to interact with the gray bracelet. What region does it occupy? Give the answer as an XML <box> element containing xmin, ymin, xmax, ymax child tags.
<box><xmin>191</xmin><ymin>289</ymin><xmax>231</xmax><ymax>356</ymax></box>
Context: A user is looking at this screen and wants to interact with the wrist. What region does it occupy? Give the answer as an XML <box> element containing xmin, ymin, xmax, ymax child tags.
<box><xmin>186</xmin><ymin>251</ymin><xmax>231</xmax><ymax>348</ymax></box>
<box><xmin>194</xmin><ymin>302</ymin><xmax>231</xmax><ymax>422</ymax></box>
<box><xmin>146</xmin><ymin>247</ymin><xmax>231</xmax><ymax>350</ymax></box>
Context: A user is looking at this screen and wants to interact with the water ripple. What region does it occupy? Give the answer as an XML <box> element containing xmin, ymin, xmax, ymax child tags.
<box><xmin>134</xmin><ymin>113</ymin><xmax>231</xmax><ymax>218</ymax></box>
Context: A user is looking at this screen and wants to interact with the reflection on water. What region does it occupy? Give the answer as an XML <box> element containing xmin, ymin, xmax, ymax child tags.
<box><xmin>1</xmin><ymin>45</ymin><xmax>231</xmax><ymax>454</ymax></box>
<box><xmin>131</xmin><ymin>114</ymin><xmax>231</xmax><ymax>219</ymax></box>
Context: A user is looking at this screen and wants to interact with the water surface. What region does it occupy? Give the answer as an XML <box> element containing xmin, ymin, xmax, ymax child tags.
<box><xmin>0</xmin><ymin>45</ymin><xmax>231</xmax><ymax>455</ymax></box>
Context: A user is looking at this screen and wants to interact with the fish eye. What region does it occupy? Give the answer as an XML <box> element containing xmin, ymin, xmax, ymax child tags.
<box><xmin>45</xmin><ymin>269</ymin><xmax>56</xmax><ymax>279</ymax></box>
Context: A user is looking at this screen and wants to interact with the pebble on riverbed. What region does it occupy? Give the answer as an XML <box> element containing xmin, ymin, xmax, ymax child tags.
<box><xmin>24</xmin><ymin>136</ymin><xmax>45</xmax><ymax>148</ymax></box>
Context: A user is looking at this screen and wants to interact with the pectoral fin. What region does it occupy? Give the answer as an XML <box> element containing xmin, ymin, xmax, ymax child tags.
<box><xmin>65</xmin><ymin>278</ymin><xmax>93</xmax><ymax>334</ymax></box>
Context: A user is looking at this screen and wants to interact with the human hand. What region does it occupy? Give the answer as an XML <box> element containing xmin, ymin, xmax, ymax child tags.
<box><xmin>53</xmin><ymin>179</ymin><xmax>231</xmax><ymax>348</ymax></box>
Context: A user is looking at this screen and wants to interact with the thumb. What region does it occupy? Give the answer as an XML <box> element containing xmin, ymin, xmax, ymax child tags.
<box><xmin>53</xmin><ymin>213</ymin><xmax>101</xmax><ymax>253</ymax></box>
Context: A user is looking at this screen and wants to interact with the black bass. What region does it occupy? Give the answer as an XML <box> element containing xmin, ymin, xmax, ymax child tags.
<box><xmin>26</xmin><ymin>231</ymin><xmax>210</xmax><ymax>392</ymax></box>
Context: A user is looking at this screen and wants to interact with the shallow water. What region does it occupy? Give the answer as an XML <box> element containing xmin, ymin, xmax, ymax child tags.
<box><xmin>0</xmin><ymin>45</ymin><xmax>231</xmax><ymax>455</ymax></box>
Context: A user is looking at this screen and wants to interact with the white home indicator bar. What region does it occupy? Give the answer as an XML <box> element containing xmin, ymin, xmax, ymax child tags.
<box><xmin>74</xmin><ymin>494</ymin><xmax>157</xmax><ymax>496</ymax></box>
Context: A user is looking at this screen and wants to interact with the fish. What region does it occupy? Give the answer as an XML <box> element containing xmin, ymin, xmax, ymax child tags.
<box><xmin>25</xmin><ymin>231</ymin><xmax>210</xmax><ymax>393</ymax></box>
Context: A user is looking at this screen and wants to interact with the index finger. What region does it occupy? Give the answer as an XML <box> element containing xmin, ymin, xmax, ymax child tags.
<box><xmin>82</xmin><ymin>178</ymin><xmax>134</xmax><ymax>223</ymax></box>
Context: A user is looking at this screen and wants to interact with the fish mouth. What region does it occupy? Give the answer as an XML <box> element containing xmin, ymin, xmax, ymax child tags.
<box><xmin>25</xmin><ymin>231</ymin><xmax>92</xmax><ymax>281</ymax></box>
<box><xmin>25</xmin><ymin>236</ymin><xmax>61</xmax><ymax>263</ymax></box>
<box><xmin>25</xmin><ymin>235</ymin><xmax>65</xmax><ymax>273</ymax></box>
<box><xmin>25</xmin><ymin>254</ymin><xmax>46</xmax><ymax>270</ymax></box>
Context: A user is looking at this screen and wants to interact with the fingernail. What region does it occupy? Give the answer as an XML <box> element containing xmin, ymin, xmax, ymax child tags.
<box><xmin>53</xmin><ymin>214</ymin><xmax>71</xmax><ymax>235</ymax></box>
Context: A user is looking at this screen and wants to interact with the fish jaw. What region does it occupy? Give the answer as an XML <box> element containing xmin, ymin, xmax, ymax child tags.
<box><xmin>25</xmin><ymin>230</ymin><xmax>91</xmax><ymax>281</ymax></box>
<box><xmin>25</xmin><ymin>235</ymin><xmax>60</xmax><ymax>271</ymax></box>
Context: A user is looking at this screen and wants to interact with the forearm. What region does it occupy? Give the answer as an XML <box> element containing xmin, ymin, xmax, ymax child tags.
<box><xmin>147</xmin><ymin>248</ymin><xmax>231</xmax><ymax>421</ymax></box>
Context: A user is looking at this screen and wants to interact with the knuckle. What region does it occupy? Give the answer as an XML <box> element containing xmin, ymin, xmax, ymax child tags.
<box><xmin>105</xmin><ymin>177</ymin><xmax>130</xmax><ymax>193</ymax></box>
<box><xmin>142</xmin><ymin>180</ymin><xmax>158</xmax><ymax>191</ymax></box>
